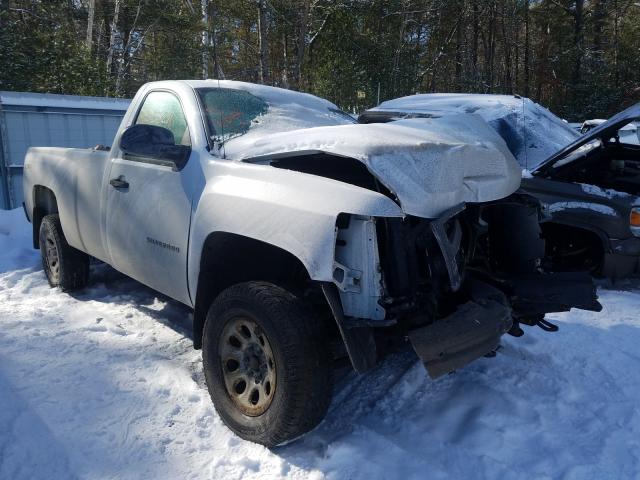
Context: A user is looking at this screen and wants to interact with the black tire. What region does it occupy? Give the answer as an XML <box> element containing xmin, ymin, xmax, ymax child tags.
<box><xmin>39</xmin><ymin>214</ymin><xmax>90</xmax><ymax>291</ymax></box>
<box><xmin>202</xmin><ymin>281</ymin><xmax>331</xmax><ymax>447</ymax></box>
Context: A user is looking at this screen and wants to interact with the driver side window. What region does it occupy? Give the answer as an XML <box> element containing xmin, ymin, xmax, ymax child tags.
<box><xmin>135</xmin><ymin>91</ymin><xmax>191</xmax><ymax>146</ymax></box>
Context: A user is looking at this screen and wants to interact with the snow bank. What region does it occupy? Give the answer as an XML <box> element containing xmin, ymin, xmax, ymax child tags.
<box><xmin>0</xmin><ymin>209</ymin><xmax>39</xmax><ymax>273</ymax></box>
<box><xmin>2</xmin><ymin>208</ymin><xmax>640</xmax><ymax>479</ymax></box>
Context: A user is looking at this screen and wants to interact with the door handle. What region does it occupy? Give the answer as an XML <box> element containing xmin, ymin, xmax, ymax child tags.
<box><xmin>110</xmin><ymin>177</ymin><xmax>129</xmax><ymax>189</ymax></box>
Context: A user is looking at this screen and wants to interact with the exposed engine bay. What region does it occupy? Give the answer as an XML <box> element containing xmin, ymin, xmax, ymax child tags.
<box><xmin>259</xmin><ymin>139</ymin><xmax>605</xmax><ymax>380</ymax></box>
<box><xmin>330</xmin><ymin>194</ymin><xmax>602</xmax><ymax>378</ymax></box>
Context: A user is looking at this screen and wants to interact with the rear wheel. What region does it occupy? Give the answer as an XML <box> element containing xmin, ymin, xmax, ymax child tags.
<box><xmin>39</xmin><ymin>214</ymin><xmax>89</xmax><ymax>291</ymax></box>
<box><xmin>202</xmin><ymin>281</ymin><xmax>331</xmax><ymax>447</ymax></box>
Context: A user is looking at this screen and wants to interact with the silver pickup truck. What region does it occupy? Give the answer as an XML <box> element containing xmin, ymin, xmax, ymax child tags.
<box><xmin>22</xmin><ymin>80</ymin><xmax>600</xmax><ymax>446</ymax></box>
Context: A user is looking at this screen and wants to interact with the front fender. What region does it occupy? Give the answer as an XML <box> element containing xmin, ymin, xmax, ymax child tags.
<box><xmin>521</xmin><ymin>177</ymin><xmax>635</xmax><ymax>241</ymax></box>
<box><xmin>188</xmin><ymin>160</ymin><xmax>403</xmax><ymax>295</ymax></box>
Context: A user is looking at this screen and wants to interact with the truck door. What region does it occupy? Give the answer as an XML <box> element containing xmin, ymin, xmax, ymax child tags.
<box><xmin>105</xmin><ymin>90</ymin><xmax>194</xmax><ymax>305</ymax></box>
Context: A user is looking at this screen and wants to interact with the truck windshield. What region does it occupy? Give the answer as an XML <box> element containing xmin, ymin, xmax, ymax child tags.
<box><xmin>197</xmin><ymin>88</ymin><xmax>268</xmax><ymax>142</ymax></box>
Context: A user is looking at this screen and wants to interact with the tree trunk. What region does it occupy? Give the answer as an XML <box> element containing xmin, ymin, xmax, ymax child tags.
<box><xmin>500</xmin><ymin>2</ymin><xmax>512</xmax><ymax>93</ymax></box>
<box><xmin>515</xmin><ymin>35</ymin><xmax>519</xmax><ymax>93</ymax></box>
<box><xmin>210</xmin><ymin>4</ymin><xmax>225</xmax><ymax>79</ymax></box>
<box><xmin>613</xmin><ymin>0</ymin><xmax>620</xmax><ymax>86</ymax></box>
<box><xmin>114</xmin><ymin>14</ymin><xmax>130</xmax><ymax>96</ymax></box>
<box><xmin>86</xmin><ymin>0</ymin><xmax>96</xmax><ymax>50</ymax></box>
<box><xmin>106</xmin><ymin>0</ymin><xmax>121</xmax><ymax>84</ymax></box>
<box><xmin>486</xmin><ymin>1</ymin><xmax>496</xmax><ymax>92</ymax></box>
<box><xmin>294</xmin><ymin>0</ymin><xmax>310</xmax><ymax>89</ymax></box>
<box><xmin>257</xmin><ymin>0</ymin><xmax>270</xmax><ymax>84</ymax></box>
<box><xmin>202</xmin><ymin>0</ymin><xmax>209</xmax><ymax>79</ymax></box>
<box><xmin>114</xmin><ymin>0</ymin><xmax>142</xmax><ymax>96</ymax></box>
<box><xmin>282</xmin><ymin>32</ymin><xmax>289</xmax><ymax>88</ymax></box>
<box><xmin>572</xmin><ymin>0</ymin><xmax>584</xmax><ymax>87</ymax></box>
<box><xmin>524</xmin><ymin>0</ymin><xmax>530</xmax><ymax>97</ymax></box>
<box><xmin>593</xmin><ymin>0</ymin><xmax>607</xmax><ymax>61</ymax></box>
<box><xmin>455</xmin><ymin>3</ymin><xmax>463</xmax><ymax>91</ymax></box>
<box><xmin>392</xmin><ymin>11</ymin><xmax>408</xmax><ymax>96</ymax></box>
<box><xmin>472</xmin><ymin>0</ymin><xmax>479</xmax><ymax>89</ymax></box>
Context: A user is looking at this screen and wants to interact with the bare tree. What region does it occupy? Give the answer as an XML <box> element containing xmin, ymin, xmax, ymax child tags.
<box><xmin>549</xmin><ymin>0</ymin><xmax>585</xmax><ymax>87</ymax></box>
<box><xmin>202</xmin><ymin>0</ymin><xmax>209</xmax><ymax>78</ymax></box>
<box><xmin>524</xmin><ymin>0</ymin><xmax>530</xmax><ymax>97</ymax></box>
<box><xmin>472</xmin><ymin>0</ymin><xmax>479</xmax><ymax>88</ymax></box>
<box><xmin>86</xmin><ymin>0</ymin><xmax>96</xmax><ymax>50</ymax></box>
<box><xmin>106</xmin><ymin>0</ymin><xmax>121</xmax><ymax>81</ymax></box>
<box><xmin>293</xmin><ymin>0</ymin><xmax>310</xmax><ymax>89</ymax></box>
<box><xmin>257</xmin><ymin>0</ymin><xmax>270</xmax><ymax>84</ymax></box>
<box><xmin>210</xmin><ymin>2</ymin><xmax>225</xmax><ymax>79</ymax></box>
<box><xmin>281</xmin><ymin>31</ymin><xmax>290</xmax><ymax>88</ymax></box>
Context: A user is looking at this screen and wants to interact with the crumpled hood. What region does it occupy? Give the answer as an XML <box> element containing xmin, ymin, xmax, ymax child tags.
<box><xmin>225</xmin><ymin>114</ymin><xmax>522</xmax><ymax>218</ymax></box>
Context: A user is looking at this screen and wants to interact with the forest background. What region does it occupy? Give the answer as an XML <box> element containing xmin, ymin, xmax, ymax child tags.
<box><xmin>1</xmin><ymin>0</ymin><xmax>639</xmax><ymax>119</ymax></box>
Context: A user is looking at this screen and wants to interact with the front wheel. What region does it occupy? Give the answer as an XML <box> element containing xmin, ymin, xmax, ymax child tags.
<box><xmin>202</xmin><ymin>281</ymin><xmax>332</xmax><ymax>447</ymax></box>
<box><xmin>39</xmin><ymin>214</ymin><xmax>89</xmax><ymax>291</ymax></box>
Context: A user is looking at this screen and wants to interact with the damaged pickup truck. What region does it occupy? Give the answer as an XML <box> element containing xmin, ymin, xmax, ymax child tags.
<box><xmin>22</xmin><ymin>80</ymin><xmax>600</xmax><ymax>447</ymax></box>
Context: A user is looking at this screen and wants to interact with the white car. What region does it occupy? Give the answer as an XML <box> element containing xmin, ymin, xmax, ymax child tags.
<box><xmin>22</xmin><ymin>80</ymin><xmax>599</xmax><ymax>446</ymax></box>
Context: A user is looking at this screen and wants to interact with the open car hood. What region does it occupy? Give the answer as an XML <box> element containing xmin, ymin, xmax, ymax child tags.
<box><xmin>535</xmin><ymin>102</ymin><xmax>640</xmax><ymax>175</ymax></box>
<box><xmin>226</xmin><ymin>114</ymin><xmax>521</xmax><ymax>218</ymax></box>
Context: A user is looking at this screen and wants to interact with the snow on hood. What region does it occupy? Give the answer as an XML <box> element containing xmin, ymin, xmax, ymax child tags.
<box><xmin>225</xmin><ymin>114</ymin><xmax>522</xmax><ymax>218</ymax></box>
<box><xmin>365</xmin><ymin>93</ymin><xmax>580</xmax><ymax>171</ymax></box>
<box><xmin>579</xmin><ymin>183</ymin><xmax>631</xmax><ymax>199</ymax></box>
<box><xmin>546</xmin><ymin>201</ymin><xmax>618</xmax><ymax>217</ymax></box>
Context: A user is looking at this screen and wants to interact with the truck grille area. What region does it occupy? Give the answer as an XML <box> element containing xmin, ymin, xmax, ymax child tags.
<box><xmin>376</xmin><ymin>194</ymin><xmax>548</xmax><ymax>326</ymax></box>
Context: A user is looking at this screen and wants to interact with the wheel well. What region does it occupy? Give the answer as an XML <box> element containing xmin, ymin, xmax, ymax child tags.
<box><xmin>541</xmin><ymin>222</ymin><xmax>606</xmax><ymax>274</ymax></box>
<box><xmin>32</xmin><ymin>186</ymin><xmax>58</xmax><ymax>249</ymax></box>
<box><xmin>192</xmin><ymin>232</ymin><xmax>313</xmax><ymax>349</ymax></box>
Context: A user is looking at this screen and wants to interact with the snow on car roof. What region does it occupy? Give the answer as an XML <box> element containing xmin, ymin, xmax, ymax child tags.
<box><xmin>368</xmin><ymin>93</ymin><xmax>580</xmax><ymax>170</ymax></box>
<box><xmin>374</xmin><ymin>93</ymin><xmax>527</xmax><ymax>115</ymax></box>
<box><xmin>183</xmin><ymin>79</ymin><xmax>341</xmax><ymax>111</ymax></box>
<box><xmin>0</xmin><ymin>90</ymin><xmax>131</xmax><ymax>111</ymax></box>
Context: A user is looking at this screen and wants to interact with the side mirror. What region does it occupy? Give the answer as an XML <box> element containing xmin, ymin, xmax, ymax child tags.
<box><xmin>119</xmin><ymin>124</ymin><xmax>191</xmax><ymax>170</ymax></box>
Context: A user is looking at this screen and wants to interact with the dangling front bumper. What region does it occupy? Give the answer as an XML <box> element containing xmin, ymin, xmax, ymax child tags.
<box><xmin>408</xmin><ymin>280</ymin><xmax>513</xmax><ymax>379</ymax></box>
<box><xmin>407</xmin><ymin>272</ymin><xmax>601</xmax><ymax>379</ymax></box>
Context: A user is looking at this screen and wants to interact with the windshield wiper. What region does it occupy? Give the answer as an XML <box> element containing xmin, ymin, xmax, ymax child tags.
<box><xmin>212</xmin><ymin>132</ymin><xmax>242</xmax><ymax>148</ymax></box>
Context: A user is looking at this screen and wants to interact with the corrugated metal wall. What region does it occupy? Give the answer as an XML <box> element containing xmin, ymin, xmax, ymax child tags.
<box><xmin>0</xmin><ymin>92</ymin><xmax>130</xmax><ymax>209</ymax></box>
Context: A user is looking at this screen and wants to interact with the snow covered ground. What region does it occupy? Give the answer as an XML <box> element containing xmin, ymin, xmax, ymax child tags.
<box><xmin>1</xmin><ymin>208</ymin><xmax>640</xmax><ymax>479</ymax></box>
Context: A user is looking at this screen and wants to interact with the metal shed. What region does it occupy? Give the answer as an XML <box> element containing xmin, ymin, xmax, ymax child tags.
<box><xmin>0</xmin><ymin>91</ymin><xmax>130</xmax><ymax>210</ymax></box>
